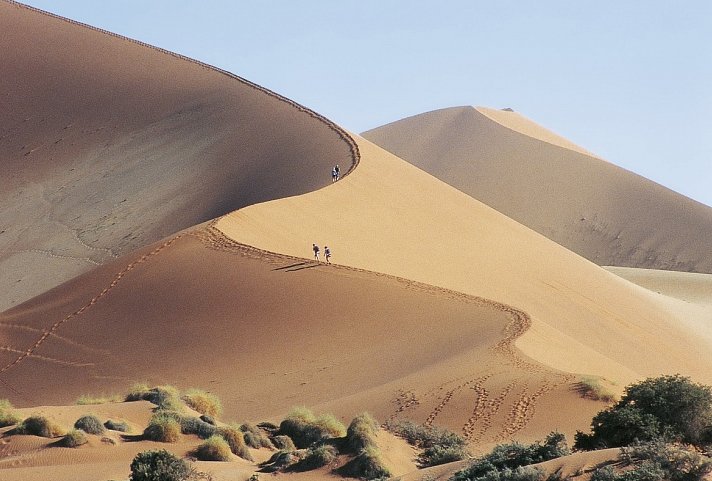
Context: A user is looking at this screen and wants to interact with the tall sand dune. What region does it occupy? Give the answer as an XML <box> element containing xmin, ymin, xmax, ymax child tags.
<box><xmin>362</xmin><ymin>106</ymin><xmax>712</xmax><ymax>273</ymax></box>
<box><xmin>0</xmin><ymin>0</ymin><xmax>355</xmax><ymax>311</ymax></box>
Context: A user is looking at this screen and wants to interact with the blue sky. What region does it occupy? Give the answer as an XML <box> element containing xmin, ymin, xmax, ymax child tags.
<box><xmin>21</xmin><ymin>1</ymin><xmax>712</xmax><ymax>207</ymax></box>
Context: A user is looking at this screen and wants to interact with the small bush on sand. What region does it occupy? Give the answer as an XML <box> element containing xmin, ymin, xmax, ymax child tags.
<box><xmin>461</xmin><ymin>466</ymin><xmax>547</xmax><ymax>481</ymax></box>
<box><xmin>452</xmin><ymin>432</ymin><xmax>569</xmax><ymax>481</ymax></box>
<box><xmin>125</xmin><ymin>382</ymin><xmax>152</xmax><ymax>401</ymax></box>
<box><xmin>346</xmin><ymin>412</ymin><xmax>379</xmax><ymax>453</ymax></box>
<box><xmin>339</xmin><ymin>446</ymin><xmax>391</xmax><ymax>480</ymax></box>
<box><xmin>261</xmin><ymin>450</ymin><xmax>300</xmax><ymax>472</ymax></box>
<box><xmin>293</xmin><ymin>444</ymin><xmax>338</xmax><ymax>471</ymax></box>
<box><xmin>74</xmin><ymin>414</ymin><xmax>105</xmax><ymax>435</ymax></box>
<box><xmin>183</xmin><ymin>389</ymin><xmax>222</xmax><ymax>418</ymax></box>
<box><xmin>194</xmin><ymin>435</ymin><xmax>232</xmax><ymax>461</ymax></box>
<box><xmin>60</xmin><ymin>428</ymin><xmax>88</xmax><ymax>447</ymax></box>
<box><xmin>217</xmin><ymin>424</ymin><xmax>253</xmax><ymax>460</ymax></box>
<box><xmin>75</xmin><ymin>394</ymin><xmax>121</xmax><ymax>405</ymax></box>
<box><xmin>272</xmin><ymin>434</ymin><xmax>296</xmax><ymax>451</ymax></box>
<box><xmin>0</xmin><ymin>399</ymin><xmax>21</xmax><ymax>427</ymax></box>
<box><xmin>180</xmin><ymin>416</ymin><xmax>217</xmax><ymax>439</ymax></box>
<box><xmin>200</xmin><ymin>415</ymin><xmax>216</xmax><ymax>425</ymax></box>
<box><xmin>105</xmin><ymin>419</ymin><xmax>130</xmax><ymax>432</ymax></box>
<box><xmin>129</xmin><ymin>449</ymin><xmax>189</xmax><ymax>481</ymax></box>
<box><xmin>241</xmin><ymin>422</ymin><xmax>274</xmax><ymax>449</ymax></box>
<box><xmin>15</xmin><ymin>415</ymin><xmax>64</xmax><ymax>438</ymax></box>
<box><xmin>578</xmin><ymin>376</ymin><xmax>618</xmax><ymax>403</ymax></box>
<box><xmin>386</xmin><ymin>419</ymin><xmax>468</xmax><ymax>467</ymax></box>
<box><xmin>126</xmin><ymin>384</ymin><xmax>182</xmax><ymax>411</ymax></box>
<box><xmin>278</xmin><ymin>407</ymin><xmax>346</xmax><ymax>448</ymax></box>
<box><xmin>144</xmin><ymin>412</ymin><xmax>181</xmax><ymax>443</ymax></box>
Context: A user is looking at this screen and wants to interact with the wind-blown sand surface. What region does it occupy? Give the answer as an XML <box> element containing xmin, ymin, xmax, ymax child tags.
<box><xmin>362</xmin><ymin>106</ymin><xmax>712</xmax><ymax>273</ymax></box>
<box><xmin>0</xmin><ymin>0</ymin><xmax>354</xmax><ymax>311</ymax></box>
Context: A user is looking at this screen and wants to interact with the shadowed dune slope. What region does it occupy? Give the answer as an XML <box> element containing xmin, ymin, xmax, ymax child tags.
<box><xmin>0</xmin><ymin>0</ymin><xmax>354</xmax><ymax>311</ymax></box>
<box><xmin>217</xmin><ymin>135</ymin><xmax>712</xmax><ymax>387</ymax></box>
<box><xmin>0</xmin><ymin>227</ymin><xmax>600</xmax><ymax>449</ymax></box>
<box><xmin>362</xmin><ymin>106</ymin><xmax>712</xmax><ymax>273</ymax></box>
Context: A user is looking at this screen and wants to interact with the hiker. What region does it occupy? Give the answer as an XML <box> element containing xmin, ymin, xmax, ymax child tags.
<box><xmin>324</xmin><ymin>245</ymin><xmax>331</xmax><ymax>264</ymax></box>
<box><xmin>313</xmin><ymin>243</ymin><xmax>320</xmax><ymax>261</ymax></box>
<box><xmin>331</xmin><ymin>167</ymin><xmax>337</xmax><ymax>182</ymax></box>
<box><xmin>335</xmin><ymin>164</ymin><xmax>340</xmax><ymax>180</ymax></box>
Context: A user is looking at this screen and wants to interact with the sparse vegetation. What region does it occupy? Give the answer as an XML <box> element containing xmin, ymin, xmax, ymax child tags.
<box><xmin>386</xmin><ymin>419</ymin><xmax>468</xmax><ymax>467</ymax></box>
<box><xmin>293</xmin><ymin>444</ymin><xmax>338</xmax><ymax>471</ymax></box>
<box><xmin>575</xmin><ymin>375</ymin><xmax>712</xmax><ymax>450</ymax></box>
<box><xmin>75</xmin><ymin>394</ymin><xmax>121</xmax><ymax>405</ymax></box>
<box><xmin>129</xmin><ymin>449</ymin><xmax>190</xmax><ymax>481</ymax></box>
<box><xmin>272</xmin><ymin>434</ymin><xmax>296</xmax><ymax>451</ymax></box>
<box><xmin>200</xmin><ymin>415</ymin><xmax>216</xmax><ymax>425</ymax></box>
<box><xmin>452</xmin><ymin>432</ymin><xmax>570</xmax><ymax>481</ymax></box>
<box><xmin>15</xmin><ymin>415</ymin><xmax>64</xmax><ymax>438</ymax></box>
<box><xmin>105</xmin><ymin>419</ymin><xmax>130</xmax><ymax>432</ymax></box>
<box><xmin>338</xmin><ymin>445</ymin><xmax>392</xmax><ymax>480</ymax></box>
<box><xmin>180</xmin><ymin>416</ymin><xmax>217</xmax><ymax>439</ymax></box>
<box><xmin>60</xmin><ymin>428</ymin><xmax>88</xmax><ymax>447</ymax></box>
<box><xmin>278</xmin><ymin>407</ymin><xmax>346</xmax><ymax>448</ymax></box>
<box><xmin>183</xmin><ymin>389</ymin><xmax>222</xmax><ymax>418</ymax></box>
<box><xmin>143</xmin><ymin>411</ymin><xmax>181</xmax><ymax>443</ymax></box>
<box><xmin>0</xmin><ymin>399</ymin><xmax>21</xmax><ymax>427</ymax></box>
<box><xmin>74</xmin><ymin>414</ymin><xmax>106</xmax><ymax>435</ymax></box>
<box><xmin>578</xmin><ymin>376</ymin><xmax>617</xmax><ymax>403</ymax></box>
<box><xmin>194</xmin><ymin>435</ymin><xmax>232</xmax><ymax>461</ymax></box>
<box><xmin>241</xmin><ymin>422</ymin><xmax>274</xmax><ymax>449</ymax></box>
<box><xmin>126</xmin><ymin>384</ymin><xmax>183</xmax><ymax>411</ymax></box>
<box><xmin>346</xmin><ymin>412</ymin><xmax>379</xmax><ymax>453</ymax></box>
<box><xmin>217</xmin><ymin>424</ymin><xmax>253</xmax><ymax>460</ymax></box>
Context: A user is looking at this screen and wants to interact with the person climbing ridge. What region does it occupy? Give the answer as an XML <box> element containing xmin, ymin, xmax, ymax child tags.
<box><xmin>313</xmin><ymin>243</ymin><xmax>320</xmax><ymax>261</ymax></box>
<box><xmin>324</xmin><ymin>245</ymin><xmax>331</xmax><ymax>264</ymax></box>
<box><xmin>335</xmin><ymin>164</ymin><xmax>340</xmax><ymax>181</ymax></box>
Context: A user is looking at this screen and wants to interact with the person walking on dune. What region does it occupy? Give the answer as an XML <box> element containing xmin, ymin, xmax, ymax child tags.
<box><xmin>335</xmin><ymin>164</ymin><xmax>340</xmax><ymax>181</ymax></box>
<box><xmin>331</xmin><ymin>167</ymin><xmax>337</xmax><ymax>182</ymax></box>
<box><xmin>324</xmin><ymin>245</ymin><xmax>332</xmax><ymax>264</ymax></box>
<box><xmin>313</xmin><ymin>243</ymin><xmax>320</xmax><ymax>261</ymax></box>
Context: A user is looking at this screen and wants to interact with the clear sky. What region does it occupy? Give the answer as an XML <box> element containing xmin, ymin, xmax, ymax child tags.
<box><xmin>21</xmin><ymin>1</ymin><xmax>712</xmax><ymax>207</ymax></box>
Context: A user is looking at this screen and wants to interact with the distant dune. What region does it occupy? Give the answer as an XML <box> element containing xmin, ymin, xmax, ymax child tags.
<box><xmin>0</xmin><ymin>0</ymin><xmax>354</xmax><ymax>311</ymax></box>
<box><xmin>362</xmin><ymin>106</ymin><xmax>712</xmax><ymax>273</ymax></box>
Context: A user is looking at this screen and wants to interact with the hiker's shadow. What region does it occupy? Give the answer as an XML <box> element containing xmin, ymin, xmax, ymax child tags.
<box><xmin>273</xmin><ymin>262</ymin><xmax>322</xmax><ymax>272</ymax></box>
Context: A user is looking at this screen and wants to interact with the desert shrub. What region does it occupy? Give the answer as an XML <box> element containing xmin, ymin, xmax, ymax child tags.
<box><xmin>339</xmin><ymin>445</ymin><xmax>391</xmax><ymax>480</ymax></box>
<box><xmin>460</xmin><ymin>466</ymin><xmax>547</xmax><ymax>481</ymax></box>
<box><xmin>75</xmin><ymin>394</ymin><xmax>121</xmax><ymax>405</ymax></box>
<box><xmin>453</xmin><ymin>432</ymin><xmax>570</xmax><ymax>481</ymax></box>
<box><xmin>261</xmin><ymin>450</ymin><xmax>300</xmax><ymax>472</ymax></box>
<box><xmin>278</xmin><ymin>407</ymin><xmax>346</xmax><ymax>448</ymax></box>
<box><xmin>579</xmin><ymin>376</ymin><xmax>618</xmax><ymax>403</ymax></box>
<box><xmin>346</xmin><ymin>412</ymin><xmax>379</xmax><ymax>453</ymax></box>
<box><xmin>125</xmin><ymin>382</ymin><xmax>152</xmax><ymax>401</ymax></box>
<box><xmin>60</xmin><ymin>428</ymin><xmax>88</xmax><ymax>447</ymax></box>
<box><xmin>105</xmin><ymin>419</ymin><xmax>130</xmax><ymax>432</ymax></box>
<box><xmin>217</xmin><ymin>424</ymin><xmax>253</xmax><ymax>460</ymax></box>
<box><xmin>183</xmin><ymin>389</ymin><xmax>222</xmax><ymax>418</ymax></box>
<box><xmin>385</xmin><ymin>419</ymin><xmax>468</xmax><ymax>467</ymax></box>
<box><xmin>200</xmin><ymin>415</ymin><xmax>216</xmax><ymax>425</ymax></box>
<box><xmin>293</xmin><ymin>444</ymin><xmax>338</xmax><ymax>471</ymax></box>
<box><xmin>15</xmin><ymin>415</ymin><xmax>64</xmax><ymax>437</ymax></box>
<box><xmin>144</xmin><ymin>412</ymin><xmax>181</xmax><ymax>443</ymax></box>
<box><xmin>617</xmin><ymin>440</ymin><xmax>712</xmax><ymax>481</ymax></box>
<box><xmin>129</xmin><ymin>449</ymin><xmax>190</xmax><ymax>481</ymax></box>
<box><xmin>241</xmin><ymin>422</ymin><xmax>274</xmax><ymax>448</ymax></box>
<box><xmin>126</xmin><ymin>384</ymin><xmax>182</xmax><ymax>411</ymax></box>
<box><xmin>258</xmin><ymin>421</ymin><xmax>279</xmax><ymax>433</ymax></box>
<box><xmin>74</xmin><ymin>414</ymin><xmax>106</xmax><ymax>435</ymax></box>
<box><xmin>180</xmin><ymin>416</ymin><xmax>217</xmax><ymax>439</ymax></box>
<box><xmin>194</xmin><ymin>435</ymin><xmax>232</xmax><ymax>461</ymax></box>
<box><xmin>0</xmin><ymin>399</ymin><xmax>21</xmax><ymax>427</ymax></box>
<box><xmin>575</xmin><ymin>375</ymin><xmax>712</xmax><ymax>450</ymax></box>
<box><xmin>272</xmin><ymin>434</ymin><xmax>296</xmax><ymax>451</ymax></box>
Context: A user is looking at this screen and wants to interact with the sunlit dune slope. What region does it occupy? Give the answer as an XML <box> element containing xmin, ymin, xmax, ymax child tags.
<box><xmin>217</xmin><ymin>135</ymin><xmax>712</xmax><ymax>387</ymax></box>
<box><xmin>362</xmin><ymin>106</ymin><xmax>712</xmax><ymax>273</ymax></box>
<box><xmin>0</xmin><ymin>0</ymin><xmax>354</xmax><ymax>311</ymax></box>
<box><xmin>0</xmin><ymin>227</ymin><xmax>600</xmax><ymax>448</ymax></box>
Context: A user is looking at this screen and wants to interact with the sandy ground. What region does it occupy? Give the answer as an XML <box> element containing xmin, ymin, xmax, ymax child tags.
<box><xmin>362</xmin><ymin>106</ymin><xmax>712</xmax><ymax>273</ymax></box>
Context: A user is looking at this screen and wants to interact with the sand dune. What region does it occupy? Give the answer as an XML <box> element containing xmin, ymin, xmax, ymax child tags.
<box><xmin>362</xmin><ymin>106</ymin><xmax>712</xmax><ymax>273</ymax></box>
<box><xmin>0</xmin><ymin>0</ymin><xmax>355</xmax><ymax>311</ymax></box>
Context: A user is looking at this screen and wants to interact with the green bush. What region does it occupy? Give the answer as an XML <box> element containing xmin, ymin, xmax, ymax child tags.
<box><xmin>217</xmin><ymin>424</ymin><xmax>253</xmax><ymax>460</ymax></box>
<box><xmin>182</xmin><ymin>389</ymin><xmax>222</xmax><ymax>418</ymax></box>
<box><xmin>272</xmin><ymin>434</ymin><xmax>296</xmax><ymax>451</ymax></box>
<box><xmin>461</xmin><ymin>466</ymin><xmax>547</xmax><ymax>481</ymax></box>
<box><xmin>74</xmin><ymin>414</ymin><xmax>105</xmax><ymax>435</ymax></box>
<box><xmin>143</xmin><ymin>412</ymin><xmax>181</xmax><ymax>443</ymax></box>
<box><xmin>261</xmin><ymin>450</ymin><xmax>299</xmax><ymax>472</ymax></box>
<box><xmin>0</xmin><ymin>399</ymin><xmax>21</xmax><ymax>427</ymax></box>
<box><xmin>194</xmin><ymin>435</ymin><xmax>232</xmax><ymax>461</ymax></box>
<box><xmin>200</xmin><ymin>415</ymin><xmax>216</xmax><ymax>425</ymax></box>
<box><xmin>15</xmin><ymin>415</ymin><xmax>64</xmax><ymax>437</ymax></box>
<box><xmin>241</xmin><ymin>422</ymin><xmax>274</xmax><ymax>448</ymax></box>
<box><xmin>293</xmin><ymin>444</ymin><xmax>338</xmax><ymax>471</ymax></box>
<box><xmin>105</xmin><ymin>419</ymin><xmax>130</xmax><ymax>432</ymax></box>
<box><xmin>60</xmin><ymin>429</ymin><xmax>88</xmax><ymax>447</ymax></box>
<box><xmin>579</xmin><ymin>376</ymin><xmax>618</xmax><ymax>403</ymax></box>
<box><xmin>338</xmin><ymin>446</ymin><xmax>391</xmax><ymax>480</ymax></box>
<box><xmin>180</xmin><ymin>416</ymin><xmax>217</xmax><ymax>439</ymax></box>
<box><xmin>575</xmin><ymin>375</ymin><xmax>712</xmax><ymax>450</ymax></box>
<box><xmin>385</xmin><ymin>419</ymin><xmax>468</xmax><ymax>467</ymax></box>
<box><xmin>126</xmin><ymin>384</ymin><xmax>182</xmax><ymax>411</ymax></box>
<box><xmin>346</xmin><ymin>412</ymin><xmax>379</xmax><ymax>453</ymax></box>
<box><xmin>453</xmin><ymin>432</ymin><xmax>570</xmax><ymax>481</ymax></box>
<box><xmin>278</xmin><ymin>407</ymin><xmax>346</xmax><ymax>448</ymax></box>
<box><xmin>129</xmin><ymin>449</ymin><xmax>189</xmax><ymax>481</ymax></box>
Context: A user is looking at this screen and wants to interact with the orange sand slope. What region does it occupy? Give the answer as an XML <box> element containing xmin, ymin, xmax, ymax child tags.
<box><xmin>0</xmin><ymin>0</ymin><xmax>354</xmax><ymax>312</ymax></box>
<box><xmin>217</xmin><ymin>135</ymin><xmax>712</xmax><ymax>387</ymax></box>
<box><xmin>362</xmin><ymin>106</ymin><xmax>712</xmax><ymax>273</ymax></box>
